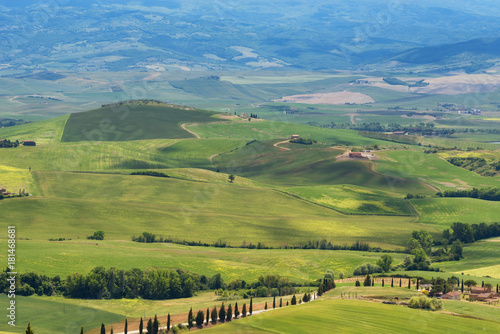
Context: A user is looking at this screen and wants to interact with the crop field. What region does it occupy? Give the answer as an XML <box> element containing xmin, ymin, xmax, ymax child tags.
<box><xmin>283</xmin><ymin>185</ymin><xmax>414</xmax><ymax>216</ymax></box>
<box><xmin>0</xmin><ymin>172</ymin><xmax>427</xmax><ymax>248</ymax></box>
<box><xmin>203</xmin><ymin>299</ymin><xmax>500</xmax><ymax>333</ymax></box>
<box><xmin>412</xmin><ymin>197</ymin><xmax>500</xmax><ymax>229</ymax></box>
<box><xmin>0</xmin><ymin>115</ymin><xmax>68</xmax><ymax>144</ymax></box>
<box><xmin>0</xmin><ymin>165</ymin><xmax>38</xmax><ymax>195</ymax></box>
<box><xmin>375</xmin><ymin>150</ymin><xmax>500</xmax><ymax>190</ymax></box>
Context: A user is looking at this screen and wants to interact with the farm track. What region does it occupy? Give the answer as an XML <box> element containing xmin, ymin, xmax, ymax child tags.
<box><xmin>181</xmin><ymin>123</ymin><xmax>200</xmax><ymax>139</ymax></box>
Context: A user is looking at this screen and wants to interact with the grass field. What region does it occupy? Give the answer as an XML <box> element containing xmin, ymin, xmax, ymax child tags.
<box><xmin>283</xmin><ymin>185</ymin><xmax>414</xmax><ymax>216</ymax></box>
<box><xmin>203</xmin><ymin>299</ymin><xmax>500</xmax><ymax>333</ymax></box>
<box><xmin>0</xmin><ymin>240</ymin><xmax>407</xmax><ymax>281</ymax></box>
<box><xmin>61</xmin><ymin>103</ymin><xmax>222</xmax><ymax>142</ymax></box>
<box><xmin>0</xmin><ymin>114</ymin><xmax>68</xmax><ymax>144</ymax></box>
<box><xmin>0</xmin><ymin>171</ymin><xmax>428</xmax><ymax>247</ymax></box>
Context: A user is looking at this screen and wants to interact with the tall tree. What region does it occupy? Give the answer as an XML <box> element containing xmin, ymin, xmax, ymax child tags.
<box><xmin>273</xmin><ymin>296</ymin><xmax>276</xmax><ymax>308</ymax></box>
<box><xmin>147</xmin><ymin>319</ymin><xmax>153</xmax><ymax>334</ymax></box>
<box><xmin>188</xmin><ymin>307</ymin><xmax>193</xmax><ymax>329</ymax></box>
<box><xmin>153</xmin><ymin>315</ymin><xmax>159</xmax><ymax>334</ymax></box>
<box><xmin>26</xmin><ymin>322</ymin><xmax>35</xmax><ymax>334</ymax></box>
<box><xmin>226</xmin><ymin>304</ymin><xmax>232</xmax><ymax>321</ymax></box>
<box><xmin>110</xmin><ymin>328</ymin><xmax>114</xmax><ymax>334</ymax></box>
<box><xmin>376</xmin><ymin>254</ymin><xmax>393</xmax><ymax>272</ymax></box>
<box><xmin>391</xmin><ymin>278</ymin><xmax>394</xmax><ymax>288</ymax></box>
<box><xmin>139</xmin><ymin>318</ymin><xmax>143</xmax><ymax>334</ymax></box>
<box><xmin>382</xmin><ymin>279</ymin><xmax>385</xmax><ymax>287</ymax></box>
<box><xmin>206</xmin><ymin>308</ymin><xmax>210</xmax><ymax>325</ymax></box>
<box><xmin>264</xmin><ymin>301</ymin><xmax>267</xmax><ymax>310</ymax></box>
<box><xmin>219</xmin><ymin>303</ymin><xmax>226</xmax><ymax>322</ymax></box>
<box><xmin>279</xmin><ymin>298</ymin><xmax>282</xmax><ymax>307</ymax></box>
<box><xmin>167</xmin><ymin>314</ymin><xmax>171</xmax><ymax>332</ymax></box>
<box><xmin>249</xmin><ymin>298</ymin><xmax>253</xmax><ymax>315</ymax></box>
<box><xmin>211</xmin><ymin>306</ymin><xmax>218</xmax><ymax>323</ymax></box>
<box><xmin>242</xmin><ymin>303</ymin><xmax>247</xmax><ymax>317</ymax></box>
<box><xmin>196</xmin><ymin>310</ymin><xmax>204</xmax><ymax>327</ymax></box>
<box><xmin>234</xmin><ymin>302</ymin><xmax>240</xmax><ymax>318</ymax></box>
<box><xmin>408</xmin><ymin>279</ymin><xmax>411</xmax><ymax>289</ymax></box>
<box><xmin>100</xmin><ymin>323</ymin><xmax>105</xmax><ymax>334</ymax></box>
<box><xmin>399</xmin><ymin>278</ymin><xmax>402</xmax><ymax>287</ymax></box>
<box><xmin>80</xmin><ymin>327</ymin><xmax>84</xmax><ymax>334</ymax></box>
<box><xmin>363</xmin><ymin>274</ymin><xmax>371</xmax><ymax>287</ymax></box>
<box><xmin>291</xmin><ymin>295</ymin><xmax>297</xmax><ymax>305</ymax></box>
<box><xmin>124</xmin><ymin>319</ymin><xmax>128</xmax><ymax>334</ymax></box>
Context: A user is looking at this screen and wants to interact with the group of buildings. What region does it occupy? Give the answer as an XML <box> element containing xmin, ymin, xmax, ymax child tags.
<box><xmin>420</xmin><ymin>284</ymin><xmax>499</xmax><ymax>304</ymax></box>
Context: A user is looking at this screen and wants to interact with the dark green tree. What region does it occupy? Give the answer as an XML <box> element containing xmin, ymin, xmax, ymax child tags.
<box><xmin>196</xmin><ymin>310</ymin><xmax>204</xmax><ymax>327</ymax></box>
<box><xmin>408</xmin><ymin>279</ymin><xmax>411</xmax><ymax>289</ymax></box>
<box><xmin>101</xmin><ymin>323</ymin><xmax>106</xmax><ymax>334</ymax></box>
<box><xmin>291</xmin><ymin>295</ymin><xmax>297</xmax><ymax>305</ymax></box>
<box><xmin>461</xmin><ymin>280</ymin><xmax>464</xmax><ymax>293</ymax></box>
<box><xmin>382</xmin><ymin>279</ymin><xmax>385</xmax><ymax>287</ymax></box>
<box><xmin>26</xmin><ymin>322</ymin><xmax>35</xmax><ymax>334</ymax></box>
<box><xmin>139</xmin><ymin>318</ymin><xmax>143</xmax><ymax>334</ymax></box>
<box><xmin>146</xmin><ymin>318</ymin><xmax>153</xmax><ymax>334</ymax></box>
<box><xmin>167</xmin><ymin>314</ymin><xmax>171</xmax><ymax>332</ymax></box>
<box><xmin>399</xmin><ymin>278</ymin><xmax>402</xmax><ymax>287</ymax></box>
<box><xmin>211</xmin><ymin>306</ymin><xmax>218</xmax><ymax>323</ymax></box>
<box><xmin>219</xmin><ymin>303</ymin><xmax>226</xmax><ymax>322</ymax></box>
<box><xmin>234</xmin><ymin>302</ymin><xmax>240</xmax><ymax>318</ymax></box>
<box><xmin>124</xmin><ymin>319</ymin><xmax>128</xmax><ymax>334</ymax></box>
<box><xmin>206</xmin><ymin>308</ymin><xmax>210</xmax><ymax>325</ymax></box>
<box><xmin>226</xmin><ymin>304</ymin><xmax>232</xmax><ymax>321</ymax></box>
<box><xmin>188</xmin><ymin>307</ymin><xmax>193</xmax><ymax>328</ymax></box>
<box><xmin>376</xmin><ymin>254</ymin><xmax>393</xmax><ymax>272</ymax></box>
<box><xmin>391</xmin><ymin>278</ymin><xmax>394</xmax><ymax>287</ymax></box>
<box><xmin>249</xmin><ymin>297</ymin><xmax>253</xmax><ymax>315</ymax></box>
<box><xmin>279</xmin><ymin>297</ymin><xmax>282</xmax><ymax>307</ymax></box>
<box><xmin>242</xmin><ymin>303</ymin><xmax>247</xmax><ymax>317</ymax></box>
<box><xmin>273</xmin><ymin>296</ymin><xmax>276</xmax><ymax>308</ymax></box>
<box><xmin>363</xmin><ymin>274</ymin><xmax>371</xmax><ymax>287</ymax></box>
<box><xmin>153</xmin><ymin>315</ymin><xmax>159</xmax><ymax>334</ymax></box>
<box><xmin>264</xmin><ymin>301</ymin><xmax>267</xmax><ymax>310</ymax></box>
<box><xmin>416</xmin><ymin>278</ymin><xmax>419</xmax><ymax>290</ymax></box>
<box><xmin>81</xmin><ymin>327</ymin><xmax>84</xmax><ymax>334</ymax></box>
<box><xmin>228</xmin><ymin>174</ymin><xmax>235</xmax><ymax>183</ymax></box>
<box><xmin>110</xmin><ymin>328</ymin><xmax>114</xmax><ymax>334</ymax></box>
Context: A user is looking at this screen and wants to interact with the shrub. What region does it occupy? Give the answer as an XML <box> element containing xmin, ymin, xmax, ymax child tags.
<box><xmin>353</xmin><ymin>263</ymin><xmax>382</xmax><ymax>276</ymax></box>
<box><xmin>408</xmin><ymin>296</ymin><xmax>442</xmax><ymax>311</ymax></box>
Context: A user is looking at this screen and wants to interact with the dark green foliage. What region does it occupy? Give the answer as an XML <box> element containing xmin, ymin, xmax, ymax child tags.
<box><xmin>391</xmin><ymin>278</ymin><xmax>394</xmax><ymax>287</ymax></box>
<box><xmin>249</xmin><ymin>298</ymin><xmax>253</xmax><ymax>315</ymax></box>
<box><xmin>87</xmin><ymin>230</ymin><xmax>105</xmax><ymax>240</ymax></box>
<box><xmin>234</xmin><ymin>302</ymin><xmax>239</xmax><ymax>318</ymax></box>
<box><xmin>442</xmin><ymin>222</ymin><xmax>500</xmax><ymax>244</ymax></box>
<box><xmin>264</xmin><ymin>301</ymin><xmax>267</xmax><ymax>310</ymax></box>
<box><xmin>196</xmin><ymin>310</ymin><xmax>204</xmax><ymax>327</ymax></box>
<box><xmin>363</xmin><ymin>275</ymin><xmax>372</xmax><ymax>287</ymax></box>
<box><xmin>101</xmin><ymin>323</ymin><xmax>105</xmax><ymax>334</ymax></box>
<box><xmin>188</xmin><ymin>308</ymin><xmax>193</xmax><ymax>328</ymax></box>
<box><xmin>302</xmin><ymin>293</ymin><xmax>311</xmax><ymax>303</ymax></box>
<box><xmin>416</xmin><ymin>278</ymin><xmax>419</xmax><ymax>290</ymax></box>
<box><xmin>242</xmin><ymin>303</ymin><xmax>247</xmax><ymax>317</ymax></box>
<box><xmin>437</xmin><ymin>187</ymin><xmax>500</xmax><ymax>201</ymax></box>
<box><xmin>446</xmin><ymin>157</ymin><xmax>500</xmax><ymax>177</ymax></box>
<box><xmin>0</xmin><ymin>139</ymin><xmax>20</xmax><ymax>148</ymax></box>
<box><xmin>206</xmin><ymin>308</ymin><xmax>210</xmax><ymax>324</ymax></box>
<box><xmin>124</xmin><ymin>319</ymin><xmax>127</xmax><ymax>334</ymax></box>
<box><xmin>289</xmin><ymin>137</ymin><xmax>317</xmax><ymax>145</ymax></box>
<box><xmin>147</xmin><ymin>318</ymin><xmax>153</xmax><ymax>334</ymax></box>
<box><xmin>167</xmin><ymin>314</ymin><xmax>170</xmax><ymax>331</ymax></box>
<box><xmin>291</xmin><ymin>295</ymin><xmax>297</xmax><ymax>305</ymax></box>
<box><xmin>110</xmin><ymin>328</ymin><xmax>114</xmax><ymax>334</ymax></box>
<box><xmin>219</xmin><ymin>303</ymin><xmax>226</xmax><ymax>322</ymax></box>
<box><xmin>279</xmin><ymin>298</ymin><xmax>282</xmax><ymax>308</ymax></box>
<box><xmin>383</xmin><ymin>77</ymin><xmax>408</xmax><ymax>86</ymax></box>
<box><xmin>464</xmin><ymin>279</ymin><xmax>477</xmax><ymax>287</ymax></box>
<box><xmin>81</xmin><ymin>327</ymin><xmax>84</xmax><ymax>334</ymax></box>
<box><xmin>376</xmin><ymin>254</ymin><xmax>393</xmax><ymax>273</ymax></box>
<box><xmin>382</xmin><ymin>279</ymin><xmax>385</xmax><ymax>287</ymax></box>
<box><xmin>355</xmin><ymin>280</ymin><xmax>360</xmax><ymax>287</ymax></box>
<box><xmin>226</xmin><ymin>304</ymin><xmax>232</xmax><ymax>321</ymax></box>
<box><xmin>61</xmin><ymin>103</ymin><xmax>221</xmax><ymax>142</ymax></box>
<box><xmin>131</xmin><ymin>171</ymin><xmax>169</xmax><ymax>178</ymax></box>
<box><xmin>139</xmin><ymin>318</ymin><xmax>143</xmax><ymax>334</ymax></box>
<box><xmin>408</xmin><ymin>279</ymin><xmax>411</xmax><ymax>289</ymax></box>
<box><xmin>399</xmin><ymin>279</ymin><xmax>402</xmax><ymax>287</ymax></box>
<box><xmin>26</xmin><ymin>322</ymin><xmax>35</xmax><ymax>334</ymax></box>
<box><xmin>153</xmin><ymin>315</ymin><xmax>159</xmax><ymax>334</ymax></box>
<box><xmin>273</xmin><ymin>296</ymin><xmax>276</xmax><ymax>309</ymax></box>
<box><xmin>211</xmin><ymin>306</ymin><xmax>217</xmax><ymax>323</ymax></box>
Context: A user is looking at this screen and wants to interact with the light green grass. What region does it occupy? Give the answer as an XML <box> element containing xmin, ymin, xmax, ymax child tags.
<box><xmin>0</xmin><ymin>240</ymin><xmax>407</xmax><ymax>282</ymax></box>
<box><xmin>0</xmin><ymin>114</ymin><xmax>69</xmax><ymax>144</ymax></box>
<box><xmin>284</xmin><ymin>184</ymin><xmax>414</xmax><ymax>216</ymax></box>
<box><xmin>0</xmin><ymin>165</ymin><xmax>39</xmax><ymax>195</ymax></box>
<box><xmin>0</xmin><ymin>295</ymin><xmax>124</xmax><ymax>334</ymax></box>
<box><xmin>203</xmin><ymin>299</ymin><xmax>500</xmax><ymax>333</ymax></box>
<box><xmin>443</xmin><ymin>300</ymin><xmax>500</xmax><ymax>324</ymax></box>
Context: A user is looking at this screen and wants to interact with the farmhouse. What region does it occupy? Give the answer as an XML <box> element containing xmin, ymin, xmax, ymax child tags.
<box><xmin>349</xmin><ymin>152</ymin><xmax>364</xmax><ymax>158</ymax></box>
<box><xmin>0</xmin><ymin>188</ymin><xmax>11</xmax><ymax>196</ymax></box>
<box><xmin>291</xmin><ymin>134</ymin><xmax>300</xmax><ymax>140</ymax></box>
<box><xmin>240</xmin><ymin>112</ymin><xmax>248</xmax><ymax>118</ymax></box>
<box><xmin>22</xmin><ymin>140</ymin><xmax>36</xmax><ymax>146</ymax></box>
<box><xmin>393</xmin><ymin>131</ymin><xmax>406</xmax><ymax>135</ymax></box>
<box><xmin>441</xmin><ymin>291</ymin><xmax>461</xmax><ymax>300</ymax></box>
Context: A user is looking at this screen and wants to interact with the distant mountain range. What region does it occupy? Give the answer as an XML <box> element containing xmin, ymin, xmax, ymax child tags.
<box><xmin>1</xmin><ymin>0</ymin><xmax>500</xmax><ymax>72</ymax></box>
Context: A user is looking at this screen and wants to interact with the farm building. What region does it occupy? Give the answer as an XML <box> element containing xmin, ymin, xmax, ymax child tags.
<box><xmin>349</xmin><ymin>152</ymin><xmax>364</xmax><ymax>158</ymax></box>
<box><xmin>291</xmin><ymin>135</ymin><xmax>300</xmax><ymax>140</ymax></box>
<box><xmin>22</xmin><ymin>140</ymin><xmax>36</xmax><ymax>146</ymax></box>
<box><xmin>393</xmin><ymin>131</ymin><xmax>406</xmax><ymax>135</ymax></box>
<box><xmin>240</xmin><ymin>112</ymin><xmax>248</xmax><ymax>118</ymax></box>
<box><xmin>441</xmin><ymin>291</ymin><xmax>461</xmax><ymax>300</ymax></box>
<box><xmin>1</xmin><ymin>188</ymin><xmax>11</xmax><ymax>196</ymax></box>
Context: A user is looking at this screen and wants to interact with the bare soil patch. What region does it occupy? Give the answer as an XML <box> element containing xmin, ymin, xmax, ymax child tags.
<box><xmin>274</xmin><ymin>91</ymin><xmax>375</xmax><ymax>105</ymax></box>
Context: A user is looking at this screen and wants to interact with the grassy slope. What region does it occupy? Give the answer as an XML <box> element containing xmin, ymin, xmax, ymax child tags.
<box><xmin>0</xmin><ymin>114</ymin><xmax>68</xmax><ymax>144</ymax></box>
<box><xmin>61</xmin><ymin>104</ymin><xmax>221</xmax><ymax>142</ymax></box>
<box><xmin>203</xmin><ymin>299</ymin><xmax>500</xmax><ymax>333</ymax></box>
<box><xmin>0</xmin><ymin>295</ymin><xmax>124</xmax><ymax>334</ymax></box>
<box><xmin>0</xmin><ymin>172</ymin><xmax>425</xmax><ymax>247</ymax></box>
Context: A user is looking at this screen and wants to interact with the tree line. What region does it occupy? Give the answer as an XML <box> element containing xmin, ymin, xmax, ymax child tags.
<box><xmin>442</xmin><ymin>222</ymin><xmax>500</xmax><ymax>244</ymax></box>
<box><xmin>436</xmin><ymin>187</ymin><xmax>500</xmax><ymax>201</ymax></box>
<box><xmin>0</xmin><ymin>139</ymin><xmax>19</xmax><ymax>148</ymax></box>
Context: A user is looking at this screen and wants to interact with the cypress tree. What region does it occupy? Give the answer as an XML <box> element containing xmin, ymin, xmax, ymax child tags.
<box><xmin>391</xmin><ymin>278</ymin><xmax>394</xmax><ymax>287</ymax></box>
<box><xmin>167</xmin><ymin>314</ymin><xmax>171</xmax><ymax>332</ymax></box>
<box><xmin>280</xmin><ymin>297</ymin><xmax>282</xmax><ymax>308</ymax></box>
<box><xmin>372</xmin><ymin>280</ymin><xmax>374</xmax><ymax>287</ymax></box>
<box><xmin>382</xmin><ymin>279</ymin><xmax>384</xmax><ymax>287</ymax></box>
<box><xmin>234</xmin><ymin>302</ymin><xmax>240</xmax><ymax>318</ymax></box>
<box><xmin>408</xmin><ymin>279</ymin><xmax>411</xmax><ymax>289</ymax></box>
<box><xmin>211</xmin><ymin>306</ymin><xmax>218</xmax><ymax>323</ymax></box>
<box><xmin>497</xmin><ymin>284</ymin><xmax>499</xmax><ymax>293</ymax></box>
<box><xmin>461</xmin><ymin>280</ymin><xmax>464</xmax><ymax>293</ymax></box>
<box><xmin>101</xmin><ymin>323</ymin><xmax>106</xmax><ymax>334</ymax></box>
<box><xmin>249</xmin><ymin>298</ymin><xmax>253</xmax><ymax>315</ymax></box>
<box><xmin>153</xmin><ymin>315</ymin><xmax>159</xmax><ymax>334</ymax></box>
<box><xmin>188</xmin><ymin>307</ymin><xmax>193</xmax><ymax>328</ymax></box>
<box><xmin>273</xmin><ymin>296</ymin><xmax>276</xmax><ymax>309</ymax></box>
<box><xmin>124</xmin><ymin>319</ymin><xmax>128</xmax><ymax>334</ymax></box>
<box><xmin>291</xmin><ymin>295</ymin><xmax>297</xmax><ymax>305</ymax></box>
<box><xmin>226</xmin><ymin>304</ymin><xmax>232</xmax><ymax>321</ymax></box>
<box><xmin>26</xmin><ymin>322</ymin><xmax>35</xmax><ymax>334</ymax></box>
<box><xmin>110</xmin><ymin>328</ymin><xmax>114</xmax><ymax>334</ymax></box>
<box><xmin>206</xmin><ymin>308</ymin><xmax>210</xmax><ymax>325</ymax></box>
<box><xmin>196</xmin><ymin>310</ymin><xmax>204</xmax><ymax>327</ymax></box>
<box><xmin>399</xmin><ymin>278</ymin><xmax>402</xmax><ymax>287</ymax></box>
<box><xmin>416</xmin><ymin>278</ymin><xmax>419</xmax><ymax>290</ymax></box>
<box><xmin>147</xmin><ymin>319</ymin><xmax>153</xmax><ymax>334</ymax></box>
<box><xmin>286</xmin><ymin>301</ymin><xmax>289</xmax><ymax>306</ymax></box>
<box><xmin>81</xmin><ymin>327</ymin><xmax>84</xmax><ymax>334</ymax></box>
<box><xmin>219</xmin><ymin>303</ymin><xmax>226</xmax><ymax>322</ymax></box>
<box><xmin>482</xmin><ymin>281</ymin><xmax>484</xmax><ymax>287</ymax></box>
<box><xmin>242</xmin><ymin>303</ymin><xmax>247</xmax><ymax>317</ymax></box>
<box><xmin>139</xmin><ymin>318</ymin><xmax>143</xmax><ymax>334</ymax></box>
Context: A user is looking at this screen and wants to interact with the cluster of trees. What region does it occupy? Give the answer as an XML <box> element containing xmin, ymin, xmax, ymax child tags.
<box><xmin>0</xmin><ymin>118</ymin><xmax>28</xmax><ymax>128</ymax></box>
<box><xmin>436</xmin><ymin>187</ymin><xmax>500</xmax><ymax>201</ymax></box>
<box><xmin>442</xmin><ymin>222</ymin><xmax>500</xmax><ymax>244</ymax></box>
<box><xmin>289</xmin><ymin>137</ymin><xmax>317</xmax><ymax>145</ymax></box>
<box><xmin>0</xmin><ymin>139</ymin><xmax>19</xmax><ymax>148</ymax></box>
<box><xmin>131</xmin><ymin>171</ymin><xmax>170</xmax><ymax>178</ymax></box>
<box><xmin>317</xmin><ymin>270</ymin><xmax>336</xmax><ymax>296</ymax></box>
<box><xmin>88</xmin><ymin>230</ymin><xmax>105</xmax><ymax>240</ymax></box>
<box><xmin>408</xmin><ymin>295</ymin><xmax>442</xmax><ymax>310</ymax></box>
<box><xmin>447</xmin><ymin>157</ymin><xmax>500</xmax><ymax>176</ymax></box>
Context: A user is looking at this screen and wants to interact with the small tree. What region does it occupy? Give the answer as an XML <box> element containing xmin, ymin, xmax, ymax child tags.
<box><xmin>147</xmin><ymin>318</ymin><xmax>153</xmax><ymax>334</ymax></box>
<box><xmin>211</xmin><ymin>306</ymin><xmax>218</xmax><ymax>323</ymax></box>
<box><xmin>228</xmin><ymin>174</ymin><xmax>235</xmax><ymax>183</ymax></box>
<box><xmin>286</xmin><ymin>301</ymin><xmax>289</xmax><ymax>306</ymax></box>
<box><xmin>242</xmin><ymin>303</ymin><xmax>247</xmax><ymax>317</ymax></box>
<box><xmin>26</xmin><ymin>322</ymin><xmax>35</xmax><ymax>334</ymax></box>
<box><xmin>355</xmin><ymin>280</ymin><xmax>360</xmax><ymax>286</ymax></box>
<box><xmin>464</xmin><ymin>279</ymin><xmax>477</xmax><ymax>288</ymax></box>
<box><xmin>226</xmin><ymin>304</ymin><xmax>233</xmax><ymax>321</ymax></box>
<box><xmin>234</xmin><ymin>302</ymin><xmax>240</xmax><ymax>318</ymax></box>
<box><xmin>219</xmin><ymin>303</ymin><xmax>226</xmax><ymax>322</ymax></box>
<box><xmin>416</xmin><ymin>278</ymin><xmax>419</xmax><ymax>290</ymax></box>
<box><xmin>110</xmin><ymin>328</ymin><xmax>114</xmax><ymax>334</ymax></box>
<box><xmin>399</xmin><ymin>278</ymin><xmax>402</xmax><ymax>287</ymax></box>
<box><xmin>249</xmin><ymin>298</ymin><xmax>253</xmax><ymax>315</ymax></box>
<box><xmin>363</xmin><ymin>274</ymin><xmax>371</xmax><ymax>287</ymax></box>
<box><xmin>196</xmin><ymin>310</ymin><xmax>204</xmax><ymax>327</ymax></box>
<box><xmin>124</xmin><ymin>319</ymin><xmax>128</xmax><ymax>334</ymax></box>
<box><xmin>153</xmin><ymin>315</ymin><xmax>159</xmax><ymax>334</ymax></box>
<box><xmin>206</xmin><ymin>308</ymin><xmax>210</xmax><ymax>325</ymax></box>
<box><xmin>382</xmin><ymin>279</ymin><xmax>385</xmax><ymax>287</ymax></box>
<box><xmin>188</xmin><ymin>307</ymin><xmax>193</xmax><ymax>328</ymax></box>
<box><xmin>408</xmin><ymin>279</ymin><xmax>411</xmax><ymax>289</ymax></box>
<box><xmin>167</xmin><ymin>314</ymin><xmax>171</xmax><ymax>332</ymax></box>
<box><xmin>101</xmin><ymin>323</ymin><xmax>106</xmax><ymax>334</ymax></box>
<box><xmin>273</xmin><ymin>296</ymin><xmax>276</xmax><ymax>309</ymax></box>
<box><xmin>279</xmin><ymin>297</ymin><xmax>282</xmax><ymax>308</ymax></box>
<box><xmin>376</xmin><ymin>254</ymin><xmax>393</xmax><ymax>272</ymax></box>
<box><xmin>81</xmin><ymin>327</ymin><xmax>84</xmax><ymax>334</ymax></box>
<box><xmin>391</xmin><ymin>278</ymin><xmax>394</xmax><ymax>288</ymax></box>
<box><xmin>139</xmin><ymin>318</ymin><xmax>143</xmax><ymax>334</ymax></box>
<box><xmin>291</xmin><ymin>295</ymin><xmax>297</xmax><ymax>305</ymax></box>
